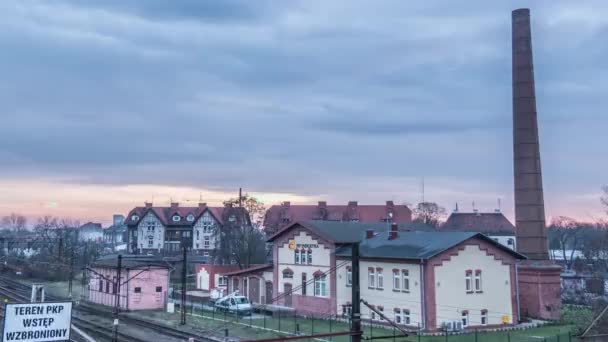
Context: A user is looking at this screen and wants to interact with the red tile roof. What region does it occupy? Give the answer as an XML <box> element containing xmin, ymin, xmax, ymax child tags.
<box><xmin>440</xmin><ymin>212</ymin><xmax>515</xmax><ymax>235</ymax></box>
<box><xmin>263</xmin><ymin>201</ymin><xmax>412</xmax><ymax>234</ymax></box>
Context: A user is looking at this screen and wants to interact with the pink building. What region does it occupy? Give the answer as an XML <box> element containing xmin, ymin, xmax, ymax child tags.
<box><xmin>88</xmin><ymin>257</ymin><xmax>170</xmax><ymax>310</ymax></box>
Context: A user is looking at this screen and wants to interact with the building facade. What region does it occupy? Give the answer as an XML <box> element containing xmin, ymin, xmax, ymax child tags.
<box><xmin>103</xmin><ymin>215</ymin><xmax>128</xmax><ymax>250</ymax></box>
<box><xmin>78</xmin><ymin>222</ymin><xmax>103</xmax><ymax>242</ymax></box>
<box><xmin>87</xmin><ymin>257</ymin><xmax>170</xmax><ymax>310</ymax></box>
<box><xmin>126</xmin><ymin>202</ymin><xmax>250</xmax><ymax>256</ymax></box>
<box><xmin>263</xmin><ymin>201</ymin><xmax>412</xmax><ymax>235</ymax></box>
<box><xmin>441</xmin><ymin>211</ymin><xmax>516</xmax><ymax>250</ymax></box>
<box><xmin>267</xmin><ymin>221</ymin><xmax>524</xmax><ymax>331</ymax></box>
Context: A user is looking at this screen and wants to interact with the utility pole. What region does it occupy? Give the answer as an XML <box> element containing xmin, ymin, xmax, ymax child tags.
<box><xmin>112</xmin><ymin>254</ymin><xmax>122</xmax><ymax>342</ymax></box>
<box><xmin>181</xmin><ymin>245</ymin><xmax>187</xmax><ymax>325</ymax></box>
<box><xmin>68</xmin><ymin>246</ymin><xmax>74</xmax><ymax>298</ymax></box>
<box><xmin>81</xmin><ymin>243</ymin><xmax>88</xmax><ymax>302</ymax></box>
<box><xmin>351</xmin><ymin>242</ymin><xmax>361</xmax><ymax>342</ymax></box>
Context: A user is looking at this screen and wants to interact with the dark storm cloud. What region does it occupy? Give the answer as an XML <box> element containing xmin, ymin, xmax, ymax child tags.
<box><xmin>0</xmin><ymin>0</ymin><xmax>607</xmax><ymax>214</ymax></box>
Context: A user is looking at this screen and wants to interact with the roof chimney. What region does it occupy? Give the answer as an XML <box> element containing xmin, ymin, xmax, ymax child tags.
<box><xmin>386</xmin><ymin>201</ymin><xmax>394</xmax><ymax>208</ymax></box>
<box><xmin>391</xmin><ymin>223</ymin><xmax>398</xmax><ymax>232</ymax></box>
<box><xmin>282</xmin><ymin>201</ymin><xmax>291</xmax><ymax>208</ymax></box>
<box><xmin>388</xmin><ymin>231</ymin><xmax>398</xmax><ymax>240</ymax></box>
<box><xmin>365</xmin><ymin>229</ymin><xmax>375</xmax><ymax>239</ymax></box>
<box><xmin>199</xmin><ymin>202</ymin><xmax>207</xmax><ymax>208</ymax></box>
<box><xmin>170</xmin><ymin>202</ymin><xmax>179</xmax><ymax>210</ymax></box>
<box><xmin>348</xmin><ymin>201</ymin><xmax>358</xmax><ymax>208</ymax></box>
<box><xmin>318</xmin><ymin>201</ymin><xmax>327</xmax><ymax>208</ymax></box>
<box><xmin>145</xmin><ymin>202</ymin><xmax>153</xmax><ymax>208</ymax></box>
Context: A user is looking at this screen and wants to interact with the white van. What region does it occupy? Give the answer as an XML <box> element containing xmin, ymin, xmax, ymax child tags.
<box><xmin>215</xmin><ymin>295</ymin><xmax>252</xmax><ymax>315</ymax></box>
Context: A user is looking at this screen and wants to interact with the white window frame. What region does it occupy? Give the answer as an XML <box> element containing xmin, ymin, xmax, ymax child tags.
<box><xmin>187</xmin><ymin>214</ymin><xmax>195</xmax><ymax>222</ymax></box>
<box><xmin>368</xmin><ymin>268</ymin><xmax>375</xmax><ymax>288</ymax></box>
<box><xmin>283</xmin><ymin>271</ymin><xmax>293</xmax><ymax>279</ymax></box>
<box><xmin>481</xmin><ymin>310</ymin><xmax>488</xmax><ymax>325</ymax></box>
<box><xmin>402</xmin><ymin>269</ymin><xmax>410</xmax><ymax>292</ymax></box>
<box><xmin>307</xmin><ymin>249</ymin><xmax>312</xmax><ymax>264</ymax></box>
<box><xmin>295</xmin><ymin>250</ymin><xmax>300</xmax><ymax>264</ymax></box>
<box><xmin>300</xmin><ymin>249</ymin><xmax>307</xmax><ymax>264</ymax></box>
<box><xmin>393</xmin><ymin>270</ymin><xmax>400</xmax><ymax>290</ymax></box>
<box><xmin>376</xmin><ymin>268</ymin><xmax>383</xmax><ymax>289</ymax></box>
<box><xmin>465</xmin><ymin>271</ymin><xmax>473</xmax><ymax>293</ymax></box>
<box><xmin>218</xmin><ymin>276</ymin><xmax>228</xmax><ymax>286</ymax></box>
<box><xmin>474</xmin><ymin>270</ymin><xmax>482</xmax><ymax>292</ymax></box>
<box><xmin>131</xmin><ymin>215</ymin><xmax>139</xmax><ymax>221</ymax></box>
<box><xmin>346</xmin><ymin>268</ymin><xmax>352</xmax><ymax>286</ymax></box>
<box><xmin>462</xmin><ymin>311</ymin><xmax>469</xmax><ymax>327</ymax></box>
<box><xmin>403</xmin><ymin>309</ymin><xmax>411</xmax><ymax>325</ymax></box>
<box><xmin>394</xmin><ymin>308</ymin><xmax>401</xmax><ymax>324</ymax></box>
<box><xmin>314</xmin><ymin>275</ymin><xmax>327</xmax><ymax>297</ymax></box>
<box><xmin>204</xmin><ymin>236</ymin><xmax>210</xmax><ymax>248</ymax></box>
<box><xmin>147</xmin><ymin>237</ymin><xmax>154</xmax><ymax>248</ymax></box>
<box><xmin>172</xmin><ymin>215</ymin><xmax>181</xmax><ymax>222</ymax></box>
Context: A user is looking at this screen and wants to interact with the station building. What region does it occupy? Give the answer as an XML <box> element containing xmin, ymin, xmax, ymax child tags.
<box><xmin>87</xmin><ymin>257</ymin><xmax>170</xmax><ymax>311</ymax></box>
<box><xmin>266</xmin><ymin>221</ymin><xmax>525</xmax><ymax>331</ymax></box>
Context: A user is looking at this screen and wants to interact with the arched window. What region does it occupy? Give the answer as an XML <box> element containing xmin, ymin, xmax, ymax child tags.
<box><xmin>307</xmin><ymin>249</ymin><xmax>312</xmax><ymax>264</ymax></box>
<box><xmin>283</xmin><ymin>269</ymin><xmax>293</xmax><ymax>279</ymax></box>
<box><xmin>294</xmin><ymin>249</ymin><xmax>300</xmax><ymax>264</ymax></box>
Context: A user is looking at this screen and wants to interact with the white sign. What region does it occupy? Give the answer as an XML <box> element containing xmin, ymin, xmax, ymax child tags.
<box><xmin>2</xmin><ymin>302</ymin><xmax>72</xmax><ymax>342</ymax></box>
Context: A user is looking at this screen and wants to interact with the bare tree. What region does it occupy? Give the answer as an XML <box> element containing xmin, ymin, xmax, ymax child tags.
<box><xmin>213</xmin><ymin>205</ymin><xmax>266</xmax><ymax>269</ymax></box>
<box><xmin>1</xmin><ymin>213</ymin><xmax>27</xmax><ymax>232</ymax></box>
<box><xmin>412</xmin><ymin>202</ymin><xmax>446</xmax><ymax>228</ymax></box>
<box><xmin>223</xmin><ymin>193</ymin><xmax>266</xmax><ymax>228</ymax></box>
<box><xmin>548</xmin><ymin>216</ymin><xmax>583</xmax><ymax>270</ymax></box>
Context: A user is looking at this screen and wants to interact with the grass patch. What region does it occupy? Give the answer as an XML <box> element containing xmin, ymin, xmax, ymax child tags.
<box><xmin>136</xmin><ymin>307</ymin><xmax>576</xmax><ymax>342</ymax></box>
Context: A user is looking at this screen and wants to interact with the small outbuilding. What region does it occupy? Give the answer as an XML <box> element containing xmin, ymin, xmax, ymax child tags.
<box><xmin>87</xmin><ymin>256</ymin><xmax>170</xmax><ymax>310</ymax></box>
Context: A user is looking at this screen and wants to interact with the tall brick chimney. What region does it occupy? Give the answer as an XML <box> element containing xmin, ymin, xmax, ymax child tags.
<box><xmin>512</xmin><ymin>8</ymin><xmax>561</xmax><ymax>321</ymax></box>
<box><xmin>512</xmin><ymin>8</ymin><xmax>548</xmax><ymax>261</ymax></box>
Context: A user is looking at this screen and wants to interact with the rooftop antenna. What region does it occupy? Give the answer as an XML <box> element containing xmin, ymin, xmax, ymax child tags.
<box><xmin>239</xmin><ymin>188</ymin><xmax>243</xmax><ymax>207</ymax></box>
<box><xmin>421</xmin><ymin>177</ymin><xmax>425</xmax><ymax>203</ymax></box>
<box><xmin>497</xmin><ymin>198</ymin><xmax>502</xmax><ymax>213</ymax></box>
<box><xmin>454</xmin><ymin>202</ymin><xmax>459</xmax><ymax>212</ymax></box>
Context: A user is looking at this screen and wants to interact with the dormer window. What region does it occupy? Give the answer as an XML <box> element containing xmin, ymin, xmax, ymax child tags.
<box><xmin>172</xmin><ymin>215</ymin><xmax>181</xmax><ymax>222</ymax></box>
<box><xmin>131</xmin><ymin>215</ymin><xmax>139</xmax><ymax>221</ymax></box>
<box><xmin>229</xmin><ymin>215</ymin><xmax>236</xmax><ymax>222</ymax></box>
<box><xmin>186</xmin><ymin>214</ymin><xmax>195</xmax><ymax>222</ymax></box>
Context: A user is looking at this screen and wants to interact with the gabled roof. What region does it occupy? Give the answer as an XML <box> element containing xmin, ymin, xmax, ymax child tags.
<box><xmin>440</xmin><ymin>212</ymin><xmax>515</xmax><ymax>235</ymax></box>
<box><xmin>126</xmin><ymin>204</ymin><xmax>250</xmax><ymax>228</ymax></box>
<box><xmin>267</xmin><ymin>221</ymin><xmax>432</xmax><ymax>244</ymax></box>
<box><xmin>335</xmin><ymin>231</ymin><xmax>526</xmax><ymax>260</ymax></box>
<box><xmin>92</xmin><ymin>256</ymin><xmax>170</xmax><ymax>270</ymax></box>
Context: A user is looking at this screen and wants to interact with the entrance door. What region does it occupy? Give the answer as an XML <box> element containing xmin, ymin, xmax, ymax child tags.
<box><xmin>265</xmin><ymin>281</ymin><xmax>273</xmax><ymax>304</ymax></box>
<box><xmin>249</xmin><ymin>277</ymin><xmax>260</xmax><ymax>304</ymax></box>
<box><xmin>284</xmin><ymin>283</ymin><xmax>292</xmax><ymax>307</ymax></box>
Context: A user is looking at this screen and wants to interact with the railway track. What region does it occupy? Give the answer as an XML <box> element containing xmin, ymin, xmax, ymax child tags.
<box><xmin>0</xmin><ymin>276</ymin><xmax>214</xmax><ymax>342</ymax></box>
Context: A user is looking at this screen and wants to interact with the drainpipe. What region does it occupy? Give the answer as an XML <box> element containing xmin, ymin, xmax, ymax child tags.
<box><xmin>515</xmin><ymin>262</ymin><xmax>520</xmax><ymax>323</ymax></box>
<box><xmin>419</xmin><ymin>259</ymin><xmax>426</xmax><ymax>331</ymax></box>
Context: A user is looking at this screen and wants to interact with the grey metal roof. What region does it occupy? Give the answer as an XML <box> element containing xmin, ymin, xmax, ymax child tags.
<box><xmin>335</xmin><ymin>231</ymin><xmax>526</xmax><ymax>260</ymax></box>
<box><xmin>267</xmin><ymin>220</ymin><xmax>434</xmax><ymax>244</ymax></box>
<box><xmin>92</xmin><ymin>255</ymin><xmax>170</xmax><ymax>269</ymax></box>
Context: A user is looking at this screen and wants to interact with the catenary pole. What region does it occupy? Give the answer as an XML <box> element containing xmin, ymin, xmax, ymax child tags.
<box><xmin>112</xmin><ymin>254</ymin><xmax>122</xmax><ymax>342</ymax></box>
<box><xmin>181</xmin><ymin>245</ymin><xmax>187</xmax><ymax>325</ymax></box>
<box><xmin>351</xmin><ymin>242</ymin><xmax>362</xmax><ymax>342</ymax></box>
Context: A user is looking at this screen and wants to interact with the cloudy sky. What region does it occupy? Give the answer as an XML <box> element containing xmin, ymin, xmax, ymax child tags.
<box><xmin>1</xmin><ymin>0</ymin><xmax>607</xmax><ymax>225</ymax></box>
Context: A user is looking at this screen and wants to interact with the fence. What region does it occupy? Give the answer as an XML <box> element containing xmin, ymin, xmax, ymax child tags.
<box><xmin>171</xmin><ymin>300</ymin><xmax>578</xmax><ymax>342</ymax></box>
